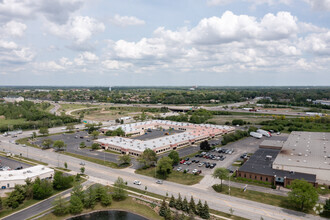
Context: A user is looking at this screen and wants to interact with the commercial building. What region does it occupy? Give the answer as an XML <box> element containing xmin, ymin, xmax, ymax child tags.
<box><xmin>97</xmin><ymin>120</ymin><xmax>234</xmax><ymax>156</ymax></box>
<box><xmin>237</xmin><ymin>148</ymin><xmax>317</xmax><ymax>187</ymax></box>
<box><xmin>273</xmin><ymin>132</ymin><xmax>330</xmax><ymax>182</ymax></box>
<box><xmin>3</xmin><ymin>96</ymin><xmax>24</xmax><ymax>103</ymax></box>
<box><xmin>0</xmin><ymin>165</ymin><xmax>54</xmax><ymax>189</ymax></box>
<box><xmin>238</xmin><ymin>131</ymin><xmax>330</xmax><ymax>186</ymax></box>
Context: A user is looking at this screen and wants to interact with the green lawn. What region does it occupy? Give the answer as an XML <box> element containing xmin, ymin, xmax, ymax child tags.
<box><xmin>37</xmin><ymin>197</ymin><xmax>162</xmax><ymax>220</ymax></box>
<box><xmin>0</xmin><ymin>199</ymin><xmax>41</xmax><ymax>219</ymax></box>
<box><xmin>135</xmin><ymin>167</ymin><xmax>203</xmax><ymax>185</ymax></box>
<box><xmin>214</xmin><ymin>185</ymin><xmax>285</xmax><ymax>207</ymax></box>
<box><xmin>60</xmin><ymin>151</ymin><xmax>120</xmax><ymax>169</ymax></box>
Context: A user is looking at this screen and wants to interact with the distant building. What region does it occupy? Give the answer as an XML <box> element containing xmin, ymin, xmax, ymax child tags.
<box><xmin>109</xmin><ymin>87</ymin><xmax>112</xmax><ymax>92</ymax></box>
<box><xmin>0</xmin><ymin>165</ymin><xmax>54</xmax><ymax>189</ymax></box>
<box><xmin>3</xmin><ymin>96</ymin><xmax>24</xmax><ymax>103</ymax></box>
<box><xmin>313</xmin><ymin>100</ymin><xmax>330</xmax><ymax>106</ymax></box>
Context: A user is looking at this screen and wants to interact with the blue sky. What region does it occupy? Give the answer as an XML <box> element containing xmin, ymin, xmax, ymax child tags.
<box><xmin>0</xmin><ymin>0</ymin><xmax>330</xmax><ymax>86</ymax></box>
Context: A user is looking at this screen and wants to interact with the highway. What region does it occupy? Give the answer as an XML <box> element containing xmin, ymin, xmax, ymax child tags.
<box><xmin>0</xmin><ymin>129</ymin><xmax>325</xmax><ymax>220</ymax></box>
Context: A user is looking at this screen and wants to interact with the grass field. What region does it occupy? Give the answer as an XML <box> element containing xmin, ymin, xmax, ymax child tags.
<box><xmin>213</xmin><ymin>184</ymin><xmax>286</xmax><ymax>208</ymax></box>
<box><xmin>135</xmin><ymin>167</ymin><xmax>203</xmax><ymax>185</ymax></box>
<box><xmin>81</xmin><ymin>109</ymin><xmax>141</xmax><ymax>121</ymax></box>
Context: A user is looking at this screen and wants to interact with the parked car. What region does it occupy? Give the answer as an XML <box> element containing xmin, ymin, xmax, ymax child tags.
<box><xmin>210</xmin><ymin>163</ymin><xmax>217</xmax><ymax>169</ymax></box>
<box><xmin>79</xmin><ymin>162</ymin><xmax>85</xmax><ymax>166</ymax></box>
<box><xmin>180</xmin><ymin>160</ymin><xmax>185</xmax><ymax>164</ymax></box>
<box><xmin>184</xmin><ymin>168</ymin><xmax>189</xmax><ymax>173</ymax></box>
<box><xmin>186</xmin><ymin>161</ymin><xmax>192</xmax><ymax>165</ymax></box>
<box><xmin>198</xmin><ymin>162</ymin><xmax>204</xmax><ymax>167</ymax></box>
<box><xmin>176</xmin><ymin>167</ymin><xmax>182</xmax><ymax>171</ymax></box>
<box><xmin>156</xmin><ymin>180</ymin><xmax>163</xmax><ymax>184</ymax></box>
<box><xmin>185</xmin><ymin>157</ymin><xmax>190</xmax><ymax>161</ymax></box>
<box><xmin>133</xmin><ymin>180</ymin><xmax>141</xmax><ymax>185</ymax></box>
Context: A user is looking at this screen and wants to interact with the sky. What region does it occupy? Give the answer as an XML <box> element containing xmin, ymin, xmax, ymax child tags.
<box><xmin>0</xmin><ymin>0</ymin><xmax>330</xmax><ymax>86</ymax></box>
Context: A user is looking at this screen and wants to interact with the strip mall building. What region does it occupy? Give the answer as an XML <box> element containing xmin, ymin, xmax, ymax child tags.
<box><xmin>97</xmin><ymin>120</ymin><xmax>234</xmax><ymax>156</ymax></box>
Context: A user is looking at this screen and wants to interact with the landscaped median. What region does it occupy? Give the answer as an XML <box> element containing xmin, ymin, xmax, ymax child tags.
<box><xmin>135</xmin><ymin>167</ymin><xmax>203</xmax><ymax>185</ymax></box>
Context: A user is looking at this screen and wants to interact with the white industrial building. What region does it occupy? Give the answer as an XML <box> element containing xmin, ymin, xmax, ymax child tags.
<box><xmin>273</xmin><ymin>132</ymin><xmax>330</xmax><ymax>182</ymax></box>
<box><xmin>0</xmin><ymin>165</ymin><xmax>54</xmax><ymax>189</ymax></box>
<box><xmin>97</xmin><ymin>120</ymin><xmax>234</xmax><ymax>156</ymax></box>
<box><xmin>3</xmin><ymin>96</ymin><xmax>25</xmax><ymax>103</ymax></box>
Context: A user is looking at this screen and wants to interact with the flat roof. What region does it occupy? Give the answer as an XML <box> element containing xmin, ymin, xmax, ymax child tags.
<box><xmin>273</xmin><ymin>132</ymin><xmax>330</xmax><ymax>170</ymax></box>
<box><xmin>239</xmin><ymin>148</ymin><xmax>316</xmax><ymax>182</ymax></box>
<box><xmin>97</xmin><ymin>120</ymin><xmax>234</xmax><ymax>152</ymax></box>
<box><xmin>0</xmin><ymin>165</ymin><xmax>54</xmax><ymax>181</ymax></box>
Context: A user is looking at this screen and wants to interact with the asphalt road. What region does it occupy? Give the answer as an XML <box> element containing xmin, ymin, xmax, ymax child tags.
<box><xmin>0</xmin><ymin>132</ymin><xmax>325</xmax><ymax>220</ymax></box>
<box><xmin>3</xmin><ymin>181</ymin><xmax>92</xmax><ymax>220</ymax></box>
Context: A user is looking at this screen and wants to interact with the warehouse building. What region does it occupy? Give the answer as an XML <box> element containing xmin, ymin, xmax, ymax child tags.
<box><xmin>237</xmin><ymin>148</ymin><xmax>317</xmax><ymax>187</ymax></box>
<box><xmin>238</xmin><ymin>131</ymin><xmax>330</xmax><ymax>186</ymax></box>
<box><xmin>97</xmin><ymin>120</ymin><xmax>234</xmax><ymax>155</ymax></box>
<box><xmin>272</xmin><ymin>131</ymin><xmax>330</xmax><ymax>182</ymax></box>
<box><xmin>0</xmin><ymin>165</ymin><xmax>54</xmax><ymax>189</ymax></box>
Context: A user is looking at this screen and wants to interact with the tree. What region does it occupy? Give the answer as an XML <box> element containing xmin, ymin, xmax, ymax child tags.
<box><xmin>42</xmin><ymin>138</ymin><xmax>53</xmax><ymax>149</ymax></box>
<box><xmin>71</xmin><ymin>182</ymin><xmax>84</xmax><ymax>203</ymax></box>
<box><xmin>91</xmin><ymin>143</ymin><xmax>100</xmax><ymax>150</ymax></box>
<box><xmin>182</xmin><ymin>196</ymin><xmax>189</xmax><ymax>213</ymax></box>
<box><xmin>169</xmin><ymin>195</ymin><xmax>176</xmax><ymax>207</ymax></box>
<box><xmin>5</xmin><ymin>185</ymin><xmax>26</xmax><ymax>208</ymax></box>
<box><xmin>201</xmin><ymin>201</ymin><xmax>210</xmax><ymax>219</ymax></box>
<box><xmin>175</xmin><ymin>193</ymin><xmax>183</xmax><ymax>210</ymax></box>
<box><xmin>200</xmin><ymin>140</ymin><xmax>210</xmax><ymax>151</ymax></box>
<box><xmin>100</xmin><ymin>190</ymin><xmax>112</xmax><ymax>206</ymax></box>
<box><xmin>53</xmin><ymin>140</ymin><xmax>66</xmax><ymax>151</ymax></box>
<box><xmin>39</xmin><ymin>127</ymin><xmax>49</xmax><ymax>136</ymax></box>
<box><xmin>69</xmin><ymin>195</ymin><xmax>83</xmax><ymax>215</ymax></box>
<box><xmin>168</xmin><ymin>150</ymin><xmax>180</xmax><ymax>165</ymax></box>
<box><xmin>91</xmin><ymin>130</ymin><xmax>100</xmax><ymax>139</ymax></box>
<box><xmin>53</xmin><ymin>195</ymin><xmax>69</xmax><ymax>216</ymax></box>
<box><xmin>80</xmin><ymin>166</ymin><xmax>85</xmax><ymax>174</ymax></box>
<box><xmin>287</xmin><ymin>179</ymin><xmax>318</xmax><ymax>211</ymax></box>
<box><xmin>212</xmin><ymin>168</ymin><xmax>229</xmax><ymax>191</ymax></box>
<box><xmin>156</xmin><ymin>156</ymin><xmax>173</xmax><ymax>179</ymax></box>
<box><xmin>189</xmin><ymin>196</ymin><xmax>197</xmax><ymax>214</ymax></box>
<box><xmin>79</xmin><ymin>141</ymin><xmax>86</xmax><ymax>148</ymax></box>
<box><xmin>53</xmin><ymin>171</ymin><xmax>74</xmax><ymax>190</ymax></box>
<box><xmin>64</xmin><ymin>162</ymin><xmax>68</xmax><ymax>169</ymax></box>
<box><xmin>84</xmin><ymin>187</ymin><xmax>97</xmax><ymax>209</ymax></box>
<box><xmin>118</xmin><ymin>154</ymin><xmax>131</xmax><ymax>166</ymax></box>
<box><xmin>113</xmin><ymin>177</ymin><xmax>127</xmax><ymax>201</ymax></box>
<box><xmin>159</xmin><ymin>198</ymin><xmax>168</xmax><ymax>217</ymax></box>
<box><xmin>33</xmin><ymin>177</ymin><xmax>53</xmax><ymax>200</ymax></box>
<box><xmin>323</xmin><ymin>199</ymin><xmax>330</xmax><ymax>217</ymax></box>
<box><xmin>66</xmin><ymin>124</ymin><xmax>75</xmax><ymax>132</ymax></box>
<box><xmin>31</xmin><ymin>131</ymin><xmax>37</xmax><ymax>139</ymax></box>
<box><xmin>196</xmin><ymin>199</ymin><xmax>203</xmax><ymax>216</ymax></box>
<box><xmin>137</xmin><ymin>148</ymin><xmax>157</xmax><ymax>168</ymax></box>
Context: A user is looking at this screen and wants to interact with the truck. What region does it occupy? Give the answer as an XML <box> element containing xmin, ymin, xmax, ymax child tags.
<box><xmin>250</xmin><ymin>132</ymin><xmax>263</xmax><ymax>139</ymax></box>
<box><xmin>257</xmin><ymin>129</ymin><xmax>271</xmax><ymax>137</ymax></box>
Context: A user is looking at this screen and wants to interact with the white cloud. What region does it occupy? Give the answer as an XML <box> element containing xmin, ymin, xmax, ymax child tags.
<box><xmin>35</xmin><ymin>61</ymin><xmax>64</xmax><ymax>71</ymax></box>
<box><xmin>110</xmin><ymin>14</ymin><xmax>145</xmax><ymax>27</ymax></box>
<box><xmin>1</xmin><ymin>21</ymin><xmax>27</xmax><ymax>37</ymax></box>
<box><xmin>102</xmin><ymin>10</ymin><xmax>329</xmax><ymax>75</ymax></box>
<box><xmin>207</xmin><ymin>0</ymin><xmax>292</xmax><ymax>6</ymax></box>
<box><xmin>102</xmin><ymin>60</ymin><xmax>133</xmax><ymax>69</ymax></box>
<box><xmin>206</xmin><ymin>0</ymin><xmax>232</xmax><ymax>6</ymax></box>
<box><xmin>0</xmin><ymin>0</ymin><xmax>84</xmax><ymax>23</ymax></box>
<box><xmin>304</xmin><ymin>0</ymin><xmax>330</xmax><ymax>11</ymax></box>
<box><xmin>47</xmin><ymin>16</ymin><xmax>105</xmax><ymax>44</ymax></box>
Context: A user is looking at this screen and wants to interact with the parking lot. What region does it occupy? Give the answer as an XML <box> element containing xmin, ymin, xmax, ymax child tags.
<box><xmin>35</xmin><ymin>131</ymin><xmax>94</xmax><ymax>150</ymax></box>
<box><xmin>34</xmin><ymin>131</ymin><xmax>121</xmax><ymax>165</ymax></box>
<box><xmin>173</xmin><ymin>134</ymin><xmax>289</xmax><ymax>175</ymax></box>
<box><xmin>0</xmin><ymin>156</ymin><xmax>31</xmax><ymax>171</ymax></box>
